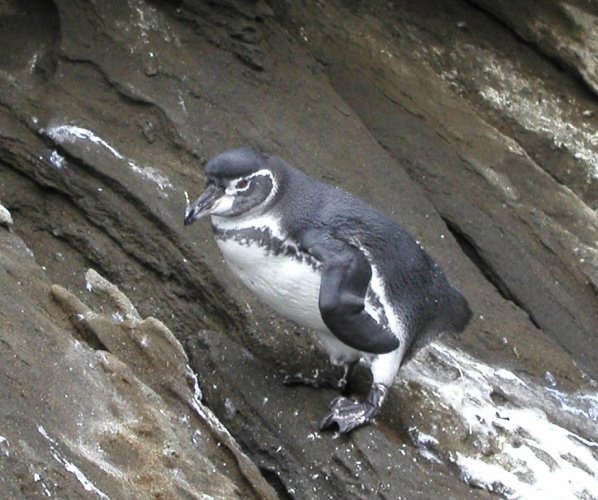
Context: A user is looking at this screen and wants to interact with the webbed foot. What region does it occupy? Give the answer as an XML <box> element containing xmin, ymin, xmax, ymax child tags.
<box><xmin>318</xmin><ymin>396</ymin><xmax>378</xmax><ymax>434</ymax></box>
<box><xmin>318</xmin><ymin>383</ymin><xmax>389</xmax><ymax>434</ymax></box>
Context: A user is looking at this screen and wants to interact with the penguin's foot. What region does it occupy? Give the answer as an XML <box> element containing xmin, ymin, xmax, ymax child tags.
<box><xmin>283</xmin><ymin>363</ymin><xmax>353</xmax><ymax>391</ymax></box>
<box><xmin>318</xmin><ymin>396</ymin><xmax>378</xmax><ymax>434</ymax></box>
<box><xmin>283</xmin><ymin>371</ymin><xmax>331</xmax><ymax>389</ymax></box>
<box><xmin>318</xmin><ymin>383</ymin><xmax>389</xmax><ymax>434</ymax></box>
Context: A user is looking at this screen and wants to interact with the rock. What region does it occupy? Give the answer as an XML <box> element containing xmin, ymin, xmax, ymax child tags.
<box><xmin>0</xmin><ymin>203</ymin><xmax>12</xmax><ymax>228</ymax></box>
<box><xmin>186</xmin><ymin>330</ymin><xmax>481</xmax><ymax>499</ymax></box>
<box><xmin>469</xmin><ymin>0</ymin><xmax>598</xmax><ymax>99</ymax></box>
<box><xmin>185</xmin><ymin>329</ymin><xmax>598</xmax><ymax>498</ymax></box>
<box><xmin>0</xmin><ymin>0</ymin><xmax>596</xmax><ymax>497</ymax></box>
<box><xmin>398</xmin><ymin>342</ymin><xmax>598</xmax><ymax>498</ymax></box>
<box><xmin>0</xmin><ymin>228</ymin><xmax>273</xmax><ymax>497</ymax></box>
<box><xmin>51</xmin><ymin>269</ymin><xmax>277</xmax><ymax>500</ymax></box>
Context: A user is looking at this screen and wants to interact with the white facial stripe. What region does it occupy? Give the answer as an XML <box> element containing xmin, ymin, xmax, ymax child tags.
<box><xmin>226</xmin><ymin>179</ymin><xmax>249</xmax><ymax>195</ymax></box>
<box><xmin>250</xmin><ymin>169</ymin><xmax>278</xmax><ymax>207</ymax></box>
<box><xmin>210</xmin><ymin>169</ymin><xmax>279</xmax><ymax>221</ymax></box>
<box><xmin>224</xmin><ymin>169</ymin><xmax>278</xmax><ymax>203</ymax></box>
<box><xmin>247</xmin><ymin>169</ymin><xmax>273</xmax><ymax>179</ymax></box>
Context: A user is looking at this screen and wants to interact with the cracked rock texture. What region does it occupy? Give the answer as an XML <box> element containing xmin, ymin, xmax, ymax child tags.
<box><xmin>0</xmin><ymin>0</ymin><xmax>597</xmax><ymax>498</ymax></box>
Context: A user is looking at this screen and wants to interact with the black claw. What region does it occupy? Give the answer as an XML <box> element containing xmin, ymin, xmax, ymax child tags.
<box><xmin>318</xmin><ymin>414</ymin><xmax>335</xmax><ymax>432</ymax></box>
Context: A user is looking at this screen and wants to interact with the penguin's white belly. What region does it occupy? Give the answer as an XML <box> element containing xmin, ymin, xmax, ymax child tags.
<box><xmin>216</xmin><ymin>238</ymin><xmax>329</xmax><ymax>332</ymax></box>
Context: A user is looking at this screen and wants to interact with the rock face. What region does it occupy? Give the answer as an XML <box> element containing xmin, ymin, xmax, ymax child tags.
<box><xmin>0</xmin><ymin>228</ymin><xmax>275</xmax><ymax>498</ymax></box>
<box><xmin>0</xmin><ymin>0</ymin><xmax>597</xmax><ymax>498</ymax></box>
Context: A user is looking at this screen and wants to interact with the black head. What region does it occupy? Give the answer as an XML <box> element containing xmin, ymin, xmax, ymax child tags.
<box><xmin>184</xmin><ymin>148</ymin><xmax>280</xmax><ymax>224</ymax></box>
<box><xmin>205</xmin><ymin>147</ymin><xmax>266</xmax><ymax>179</ymax></box>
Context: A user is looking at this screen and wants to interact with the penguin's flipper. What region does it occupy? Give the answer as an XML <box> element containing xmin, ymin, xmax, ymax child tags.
<box><xmin>300</xmin><ymin>230</ymin><xmax>400</xmax><ymax>354</ymax></box>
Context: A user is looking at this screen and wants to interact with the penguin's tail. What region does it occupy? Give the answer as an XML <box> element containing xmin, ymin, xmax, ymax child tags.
<box><xmin>405</xmin><ymin>288</ymin><xmax>472</xmax><ymax>360</ymax></box>
<box><xmin>445</xmin><ymin>288</ymin><xmax>472</xmax><ymax>334</ymax></box>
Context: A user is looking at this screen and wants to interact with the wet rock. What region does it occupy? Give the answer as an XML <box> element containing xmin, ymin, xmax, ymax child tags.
<box><xmin>143</xmin><ymin>51</ymin><xmax>160</xmax><ymax>77</ymax></box>
<box><xmin>397</xmin><ymin>342</ymin><xmax>598</xmax><ymax>498</ymax></box>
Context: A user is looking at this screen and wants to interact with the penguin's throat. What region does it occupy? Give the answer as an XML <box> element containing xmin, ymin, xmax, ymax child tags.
<box><xmin>212</xmin><ymin>224</ymin><xmax>322</xmax><ymax>271</ymax></box>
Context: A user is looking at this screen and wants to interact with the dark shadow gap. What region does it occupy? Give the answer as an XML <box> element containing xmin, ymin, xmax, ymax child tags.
<box><xmin>443</xmin><ymin>217</ymin><xmax>542</xmax><ymax>330</ymax></box>
<box><xmin>259</xmin><ymin>467</ymin><xmax>292</xmax><ymax>499</ymax></box>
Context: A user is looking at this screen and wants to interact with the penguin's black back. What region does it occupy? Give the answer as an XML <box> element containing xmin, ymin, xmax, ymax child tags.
<box><xmin>268</xmin><ymin>156</ymin><xmax>471</xmax><ymax>349</ymax></box>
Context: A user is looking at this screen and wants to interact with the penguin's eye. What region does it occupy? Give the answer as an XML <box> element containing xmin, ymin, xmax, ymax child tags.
<box><xmin>235</xmin><ymin>179</ymin><xmax>250</xmax><ymax>190</ymax></box>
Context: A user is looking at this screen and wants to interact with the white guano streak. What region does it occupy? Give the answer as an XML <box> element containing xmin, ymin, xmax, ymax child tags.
<box><xmin>37</xmin><ymin>425</ymin><xmax>109</xmax><ymax>499</ymax></box>
<box><xmin>44</xmin><ymin>124</ymin><xmax>173</xmax><ymax>191</ymax></box>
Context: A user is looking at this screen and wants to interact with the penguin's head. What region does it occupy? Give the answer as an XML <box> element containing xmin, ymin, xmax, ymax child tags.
<box><xmin>184</xmin><ymin>148</ymin><xmax>280</xmax><ymax>225</ymax></box>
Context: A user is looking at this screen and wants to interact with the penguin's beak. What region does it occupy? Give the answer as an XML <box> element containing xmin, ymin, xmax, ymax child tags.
<box><xmin>184</xmin><ymin>184</ymin><xmax>225</xmax><ymax>225</ymax></box>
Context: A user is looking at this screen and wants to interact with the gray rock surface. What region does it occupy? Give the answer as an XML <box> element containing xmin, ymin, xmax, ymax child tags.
<box><xmin>1</xmin><ymin>0</ymin><xmax>597</xmax><ymax>498</ymax></box>
<box><xmin>0</xmin><ymin>223</ymin><xmax>274</xmax><ymax>498</ymax></box>
<box><xmin>469</xmin><ymin>0</ymin><xmax>598</xmax><ymax>100</ymax></box>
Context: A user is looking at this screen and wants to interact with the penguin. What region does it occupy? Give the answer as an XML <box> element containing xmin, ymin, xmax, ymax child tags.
<box><xmin>184</xmin><ymin>148</ymin><xmax>471</xmax><ymax>434</ymax></box>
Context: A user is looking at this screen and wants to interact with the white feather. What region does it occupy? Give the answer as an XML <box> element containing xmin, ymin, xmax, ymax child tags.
<box><xmin>216</xmin><ymin>237</ymin><xmax>328</xmax><ymax>332</ymax></box>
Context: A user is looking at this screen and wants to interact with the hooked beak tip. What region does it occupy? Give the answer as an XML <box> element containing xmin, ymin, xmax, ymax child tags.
<box><xmin>183</xmin><ymin>210</ymin><xmax>196</xmax><ymax>226</ymax></box>
<box><xmin>183</xmin><ymin>184</ymin><xmax>223</xmax><ymax>226</ymax></box>
<box><xmin>184</xmin><ymin>205</ymin><xmax>206</xmax><ymax>225</ymax></box>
